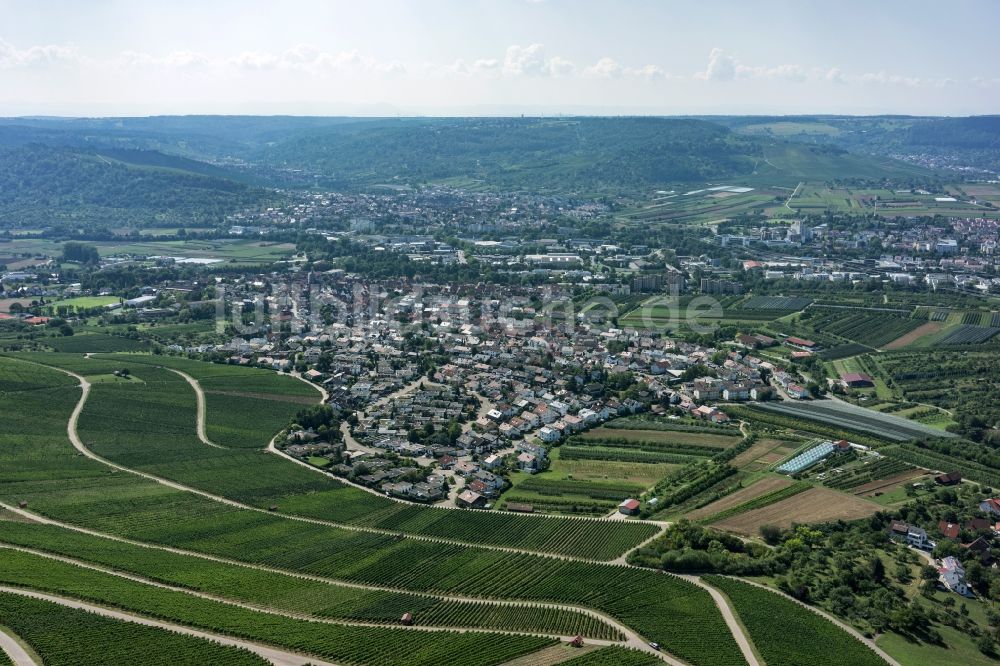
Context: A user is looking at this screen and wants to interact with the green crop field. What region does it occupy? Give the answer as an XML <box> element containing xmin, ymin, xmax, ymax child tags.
<box><xmin>0</xmin><ymin>592</ymin><xmax>270</xmax><ymax>666</ymax></box>
<box><xmin>0</xmin><ymin>353</ymin><xmax>750</xmax><ymax>666</ymax></box>
<box><xmin>704</xmin><ymin>576</ymin><xmax>887</xmax><ymax>666</ymax></box>
<box><xmin>0</xmin><ymin>538</ymin><xmax>618</xmax><ymax>639</ymax></box>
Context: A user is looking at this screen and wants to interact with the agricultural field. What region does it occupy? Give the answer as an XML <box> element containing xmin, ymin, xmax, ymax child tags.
<box><xmin>41</xmin><ymin>295</ymin><xmax>121</xmax><ymax>313</ymax></box>
<box><xmin>0</xmin><ymin>355</ymin><xmax>748</xmax><ymax>666</ymax></box>
<box><xmin>0</xmin><ymin>592</ymin><xmax>270</xmax><ymax>666</ymax></box>
<box><xmin>2</xmin><ymin>237</ymin><xmax>297</xmax><ymax>265</ymax></box>
<box><xmin>0</xmin><ymin>538</ymin><xmax>619</xmax><ymax>639</ymax></box>
<box><xmin>701</xmin><ymin>482</ymin><xmax>811</xmax><ymax>525</ymax></box>
<box><xmin>543</xmin><ymin>448</ymin><xmax>680</xmax><ymax>489</ymax></box>
<box><xmin>578</xmin><ymin>426</ymin><xmax>740</xmax><ymax>448</ymax></box>
<box><xmin>936</xmin><ymin>324</ymin><xmax>1000</xmax><ymax>346</ymax></box>
<box><xmin>685</xmin><ymin>476</ymin><xmax>794</xmax><ymax>521</ymax></box>
<box><xmin>703</xmin><ymin>576</ymin><xmax>888</xmax><ymax>666</ymax></box>
<box><xmin>730</xmin><ymin>438</ymin><xmax>802</xmax><ymax>472</ymax></box>
<box><xmin>43</xmin><ymin>333</ymin><xmax>151</xmax><ymax>353</ymax></box>
<box><xmin>873</xmin><ymin>350</ymin><xmax>999</xmax><ymax>444</ymax></box>
<box><xmin>711</xmin><ymin>487</ymin><xmax>881</xmax><ymax>536</ymax></box>
<box><xmin>740</xmin><ymin>296</ymin><xmax>813</xmax><ymax>311</ymax></box>
<box><xmin>797</xmin><ymin>307</ymin><xmax>925</xmax><ymax>349</ymax></box>
<box><xmin>62</xmin><ymin>359</ymin><xmax>657</xmax><ymax>560</ymax></box>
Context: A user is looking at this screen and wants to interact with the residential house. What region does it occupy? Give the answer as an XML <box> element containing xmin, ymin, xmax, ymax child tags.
<box><xmin>939</xmin><ymin>556</ymin><xmax>969</xmax><ymax>596</ymax></box>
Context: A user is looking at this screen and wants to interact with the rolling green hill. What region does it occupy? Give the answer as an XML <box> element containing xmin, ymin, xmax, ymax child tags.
<box><xmin>0</xmin><ymin>144</ymin><xmax>270</xmax><ymax>230</ymax></box>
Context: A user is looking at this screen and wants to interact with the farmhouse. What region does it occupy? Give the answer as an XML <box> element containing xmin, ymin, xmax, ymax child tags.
<box><xmin>935</xmin><ymin>471</ymin><xmax>963</xmax><ymax>486</ymax></box>
<box><xmin>840</xmin><ymin>372</ymin><xmax>875</xmax><ymax>388</ymax></box>
<box><xmin>785</xmin><ymin>336</ymin><xmax>816</xmax><ymax>349</ymax></box>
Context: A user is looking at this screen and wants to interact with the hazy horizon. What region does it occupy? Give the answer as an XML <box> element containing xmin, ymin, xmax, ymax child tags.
<box><xmin>2</xmin><ymin>0</ymin><xmax>997</xmax><ymax>117</ymax></box>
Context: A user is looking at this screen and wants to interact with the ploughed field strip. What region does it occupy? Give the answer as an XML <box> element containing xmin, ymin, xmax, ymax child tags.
<box><xmin>21</xmin><ymin>352</ymin><xmax>657</xmax><ymax>561</ymax></box>
<box><xmin>0</xmin><ymin>591</ymin><xmax>270</xmax><ymax>666</ymax></box>
<box><xmin>0</xmin><ymin>355</ymin><xmax>748</xmax><ymax>666</ymax></box>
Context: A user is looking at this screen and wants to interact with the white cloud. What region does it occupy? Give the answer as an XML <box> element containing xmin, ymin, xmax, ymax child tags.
<box><xmin>547</xmin><ymin>56</ymin><xmax>576</xmax><ymax>77</ymax></box>
<box><xmin>503</xmin><ymin>43</ymin><xmax>547</xmax><ymax>76</ymax></box>
<box><xmin>584</xmin><ymin>57</ymin><xmax>621</xmax><ymax>79</ymax></box>
<box><xmin>624</xmin><ymin>64</ymin><xmax>669</xmax><ymax>80</ymax></box>
<box><xmin>695</xmin><ymin>47</ymin><xmax>736</xmax><ymax>81</ymax></box>
<box><xmin>502</xmin><ymin>44</ymin><xmax>576</xmax><ymax>77</ymax></box>
<box><xmin>0</xmin><ymin>38</ymin><xmax>80</xmax><ymax>68</ymax></box>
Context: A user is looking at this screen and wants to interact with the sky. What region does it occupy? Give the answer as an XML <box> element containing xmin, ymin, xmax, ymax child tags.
<box><xmin>0</xmin><ymin>0</ymin><xmax>997</xmax><ymax>117</ymax></box>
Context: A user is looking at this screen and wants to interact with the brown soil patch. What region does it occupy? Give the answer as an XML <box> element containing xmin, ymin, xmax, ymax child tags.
<box><xmin>732</xmin><ymin>438</ymin><xmax>792</xmax><ymax>468</ymax></box>
<box><xmin>884</xmin><ymin>321</ymin><xmax>943</xmax><ymax>350</ymax></box>
<box><xmin>204</xmin><ymin>390</ymin><xmax>318</xmax><ymax>405</ymax></box>
<box><xmin>712</xmin><ymin>487</ymin><xmax>881</xmax><ymax>536</ymax></box>
<box><xmin>852</xmin><ymin>470</ymin><xmax>926</xmax><ymax>496</ymax></box>
<box><xmin>687</xmin><ymin>476</ymin><xmax>793</xmax><ymax>520</ymax></box>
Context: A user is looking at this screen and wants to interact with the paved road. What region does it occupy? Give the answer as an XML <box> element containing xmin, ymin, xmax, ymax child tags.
<box><xmin>0</xmin><ymin>625</ymin><xmax>37</xmax><ymax>666</ymax></box>
<box><xmin>0</xmin><ymin>585</ymin><xmax>336</xmax><ymax>666</ymax></box>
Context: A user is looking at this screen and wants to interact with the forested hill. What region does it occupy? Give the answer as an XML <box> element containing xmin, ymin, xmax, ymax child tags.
<box><xmin>251</xmin><ymin>117</ymin><xmax>762</xmax><ymax>192</ymax></box>
<box><xmin>0</xmin><ymin>144</ymin><xmax>269</xmax><ymax>230</ymax></box>
<box><xmin>0</xmin><ymin>116</ymin><xmax>936</xmax><ymax>197</ymax></box>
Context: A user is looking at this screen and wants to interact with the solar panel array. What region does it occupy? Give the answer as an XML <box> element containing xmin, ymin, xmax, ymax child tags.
<box><xmin>777</xmin><ymin>440</ymin><xmax>835</xmax><ymax>474</ymax></box>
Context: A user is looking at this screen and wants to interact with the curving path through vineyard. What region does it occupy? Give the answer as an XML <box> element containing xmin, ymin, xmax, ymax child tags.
<box><xmin>678</xmin><ymin>575</ymin><xmax>760</xmax><ymax>666</ymax></box>
<box><xmin>11</xmin><ymin>358</ymin><xmax>722</xmax><ymax>664</ymax></box>
<box><xmin>0</xmin><ymin>503</ymin><xmax>643</xmax><ymax>649</ymax></box>
<box><xmin>0</xmin><ymin>585</ymin><xmax>336</xmax><ymax>666</ymax></box>
<box><xmin>45</xmin><ymin>362</ymin><xmax>637</xmax><ymax>564</ymax></box>
<box><xmin>0</xmin><ymin>625</ymin><xmax>38</xmax><ymax>666</ymax></box>
<box><xmin>0</xmin><ymin>544</ymin><xmax>628</xmax><ymax>648</ymax></box>
<box><xmin>724</xmin><ymin>577</ymin><xmax>900</xmax><ymax>666</ymax></box>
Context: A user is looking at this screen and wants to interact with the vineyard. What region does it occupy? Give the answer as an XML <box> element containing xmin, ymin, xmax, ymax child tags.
<box><xmin>0</xmin><ymin>355</ymin><xmax>748</xmax><ymax>666</ymax></box>
<box><xmin>64</xmin><ymin>358</ymin><xmax>656</xmax><ymax>560</ymax></box>
<box><xmin>0</xmin><ymin>525</ymin><xmax>619</xmax><ymax>639</ymax></box>
<box><xmin>703</xmin><ymin>577</ymin><xmax>888</xmax><ymax>666</ymax></box>
<box><xmin>0</xmin><ymin>591</ymin><xmax>269</xmax><ymax>666</ymax></box>
<box><xmin>559</xmin><ymin>647</ymin><xmax>662</xmax><ymax>665</ymax></box>
<box><xmin>740</xmin><ymin>296</ymin><xmax>813</xmax><ymax>311</ymax></box>
<box><xmin>936</xmin><ymin>325</ymin><xmax>1000</xmax><ymax>345</ymax></box>
<box><xmin>0</xmin><ymin>553</ymin><xmax>555</xmax><ymax>666</ymax></box>
<box><xmin>799</xmin><ymin>308</ymin><xmax>925</xmax><ymax>348</ymax></box>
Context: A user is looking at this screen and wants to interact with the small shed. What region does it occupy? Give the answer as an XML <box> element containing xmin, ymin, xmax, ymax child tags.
<box><xmin>18</xmin><ymin>501</ymin><xmax>28</xmax><ymax>509</ymax></box>
<box><xmin>569</xmin><ymin>635</ymin><xmax>584</xmax><ymax>648</ymax></box>
<box><xmin>401</xmin><ymin>612</ymin><xmax>413</xmax><ymax>626</ymax></box>
<box><xmin>268</xmin><ymin>505</ymin><xmax>279</xmax><ymax>512</ymax></box>
<box><xmin>618</xmin><ymin>498</ymin><xmax>640</xmax><ymax>516</ymax></box>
